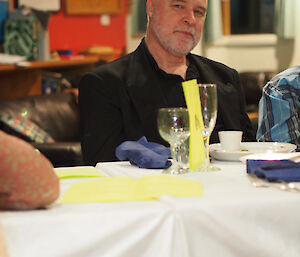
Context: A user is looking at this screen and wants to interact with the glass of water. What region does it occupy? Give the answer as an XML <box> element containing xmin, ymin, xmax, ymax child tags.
<box><xmin>198</xmin><ymin>83</ymin><xmax>220</xmax><ymax>171</ymax></box>
<box><xmin>157</xmin><ymin>108</ymin><xmax>190</xmax><ymax>174</ymax></box>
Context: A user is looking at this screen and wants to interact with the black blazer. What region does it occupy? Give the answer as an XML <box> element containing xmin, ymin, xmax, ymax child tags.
<box><xmin>79</xmin><ymin>41</ymin><xmax>255</xmax><ymax>165</ymax></box>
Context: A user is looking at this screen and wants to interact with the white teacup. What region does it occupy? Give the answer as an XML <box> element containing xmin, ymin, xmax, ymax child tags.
<box><xmin>218</xmin><ymin>131</ymin><xmax>243</xmax><ymax>152</ymax></box>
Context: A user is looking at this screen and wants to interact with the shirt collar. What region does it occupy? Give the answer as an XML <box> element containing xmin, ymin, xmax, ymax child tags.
<box><xmin>141</xmin><ymin>38</ymin><xmax>199</xmax><ymax>81</ymax></box>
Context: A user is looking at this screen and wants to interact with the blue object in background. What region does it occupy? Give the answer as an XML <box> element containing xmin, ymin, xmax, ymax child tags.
<box><xmin>0</xmin><ymin>0</ymin><xmax>8</xmax><ymax>44</ymax></box>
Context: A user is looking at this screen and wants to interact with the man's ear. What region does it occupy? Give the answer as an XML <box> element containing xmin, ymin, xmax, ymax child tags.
<box><xmin>146</xmin><ymin>0</ymin><xmax>153</xmax><ymax>17</ymax></box>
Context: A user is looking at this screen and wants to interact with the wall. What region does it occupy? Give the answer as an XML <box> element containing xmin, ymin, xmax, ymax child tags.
<box><xmin>127</xmin><ymin>1</ymin><xmax>300</xmax><ymax>73</ymax></box>
<box><xmin>195</xmin><ymin>1</ymin><xmax>300</xmax><ymax>73</ymax></box>
<box><xmin>48</xmin><ymin>0</ymin><xmax>127</xmax><ymax>55</ymax></box>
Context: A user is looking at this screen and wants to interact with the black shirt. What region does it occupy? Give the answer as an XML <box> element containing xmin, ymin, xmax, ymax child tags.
<box><xmin>142</xmin><ymin>41</ymin><xmax>204</xmax><ymax>108</ymax></box>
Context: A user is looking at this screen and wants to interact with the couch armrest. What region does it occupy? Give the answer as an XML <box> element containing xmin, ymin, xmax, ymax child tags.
<box><xmin>32</xmin><ymin>142</ymin><xmax>83</xmax><ymax>167</ymax></box>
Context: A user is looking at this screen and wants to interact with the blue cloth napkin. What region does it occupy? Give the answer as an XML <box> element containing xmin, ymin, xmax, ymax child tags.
<box><xmin>247</xmin><ymin>160</ymin><xmax>300</xmax><ymax>182</ymax></box>
<box><xmin>115</xmin><ymin>137</ymin><xmax>171</xmax><ymax>169</ymax></box>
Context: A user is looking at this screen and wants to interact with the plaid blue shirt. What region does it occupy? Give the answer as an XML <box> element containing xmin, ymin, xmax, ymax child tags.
<box><xmin>257</xmin><ymin>66</ymin><xmax>300</xmax><ymax>151</ymax></box>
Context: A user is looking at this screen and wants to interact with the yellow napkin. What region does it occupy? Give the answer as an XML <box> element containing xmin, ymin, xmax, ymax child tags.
<box><xmin>54</xmin><ymin>167</ymin><xmax>106</xmax><ymax>179</ymax></box>
<box><xmin>182</xmin><ymin>79</ymin><xmax>205</xmax><ymax>170</ymax></box>
<box><xmin>60</xmin><ymin>175</ymin><xmax>203</xmax><ymax>203</ymax></box>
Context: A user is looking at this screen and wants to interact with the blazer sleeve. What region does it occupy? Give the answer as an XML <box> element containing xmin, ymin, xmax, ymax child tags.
<box><xmin>79</xmin><ymin>72</ymin><xmax>125</xmax><ymax>165</ymax></box>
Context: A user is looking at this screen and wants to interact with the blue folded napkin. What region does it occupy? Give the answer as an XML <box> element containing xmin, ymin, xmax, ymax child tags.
<box><xmin>115</xmin><ymin>136</ymin><xmax>171</xmax><ymax>169</ymax></box>
<box><xmin>247</xmin><ymin>160</ymin><xmax>300</xmax><ymax>182</ymax></box>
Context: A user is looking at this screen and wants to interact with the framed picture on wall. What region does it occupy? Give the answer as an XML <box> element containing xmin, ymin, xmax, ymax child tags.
<box><xmin>65</xmin><ymin>0</ymin><xmax>122</xmax><ymax>15</ymax></box>
<box><xmin>18</xmin><ymin>0</ymin><xmax>60</xmax><ymax>11</ymax></box>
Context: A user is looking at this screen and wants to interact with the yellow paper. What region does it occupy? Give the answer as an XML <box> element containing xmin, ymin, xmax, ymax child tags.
<box><xmin>182</xmin><ymin>79</ymin><xmax>205</xmax><ymax>170</ymax></box>
<box><xmin>54</xmin><ymin>167</ymin><xmax>106</xmax><ymax>179</ymax></box>
<box><xmin>136</xmin><ymin>175</ymin><xmax>203</xmax><ymax>200</ymax></box>
<box><xmin>60</xmin><ymin>175</ymin><xmax>203</xmax><ymax>203</ymax></box>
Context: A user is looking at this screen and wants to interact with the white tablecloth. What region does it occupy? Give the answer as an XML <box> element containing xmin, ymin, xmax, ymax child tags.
<box><xmin>1</xmin><ymin>161</ymin><xmax>300</xmax><ymax>257</ymax></box>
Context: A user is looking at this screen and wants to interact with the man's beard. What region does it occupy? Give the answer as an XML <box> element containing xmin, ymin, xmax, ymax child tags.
<box><xmin>152</xmin><ymin>22</ymin><xmax>199</xmax><ymax>56</ymax></box>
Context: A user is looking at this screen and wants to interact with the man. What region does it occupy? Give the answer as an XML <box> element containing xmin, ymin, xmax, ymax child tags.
<box><xmin>79</xmin><ymin>0</ymin><xmax>255</xmax><ymax>165</ymax></box>
<box><xmin>257</xmin><ymin>66</ymin><xmax>300</xmax><ymax>150</ymax></box>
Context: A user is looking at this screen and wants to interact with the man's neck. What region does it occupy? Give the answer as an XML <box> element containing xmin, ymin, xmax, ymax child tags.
<box><xmin>145</xmin><ymin>37</ymin><xmax>188</xmax><ymax>79</ymax></box>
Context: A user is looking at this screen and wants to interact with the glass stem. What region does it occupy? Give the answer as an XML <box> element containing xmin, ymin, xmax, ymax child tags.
<box><xmin>170</xmin><ymin>143</ymin><xmax>180</xmax><ymax>165</ymax></box>
<box><xmin>203</xmin><ymin>134</ymin><xmax>210</xmax><ymax>168</ymax></box>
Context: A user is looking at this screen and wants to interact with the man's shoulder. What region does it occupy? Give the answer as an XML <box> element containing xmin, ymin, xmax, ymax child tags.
<box><xmin>264</xmin><ymin>66</ymin><xmax>300</xmax><ymax>92</ymax></box>
<box><xmin>274</xmin><ymin>66</ymin><xmax>300</xmax><ymax>79</ymax></box>
<box><xmin>189</xmin><ymin>54</ymin><xmax>238</xmax><ymax>84</ymax></box>
<box><xmin>190</xmin><ymin>54</ymin><xmax>236</xmax><ymax>73</ymax></box>
<box><xmin>90</xmin><ymin>53</ymin><xmax>133</xmax><ymax>80</ymax></box>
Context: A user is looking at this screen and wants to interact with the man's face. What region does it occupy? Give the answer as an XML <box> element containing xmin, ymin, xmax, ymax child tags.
<box><xmin>147</xmin><ymin>0</ymin><xmax>207</xmax><ymax>56</ymax></box>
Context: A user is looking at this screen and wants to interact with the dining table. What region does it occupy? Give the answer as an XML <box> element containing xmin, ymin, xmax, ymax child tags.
<box><xmin>1</xmin><ymin>160</ymin><xmax>300</xmax><ymax>257</ymax></box>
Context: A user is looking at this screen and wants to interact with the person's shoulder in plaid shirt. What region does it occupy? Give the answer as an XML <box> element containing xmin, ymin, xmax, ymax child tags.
<box><xmin>257</xmin><ymin>66</ymin><xmax>300</xmax><ymax>151</ymax></box>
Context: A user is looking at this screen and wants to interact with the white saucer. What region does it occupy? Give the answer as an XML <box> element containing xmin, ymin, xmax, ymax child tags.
<box><xmin>239</xmin><ymin>152</ymin><xmax>300</xmax><ymax>163</ymax></box>
<box><xmin>209</xmin><ymin>142</ymin><xmax>297</xmax><ymax>162</ymax></box>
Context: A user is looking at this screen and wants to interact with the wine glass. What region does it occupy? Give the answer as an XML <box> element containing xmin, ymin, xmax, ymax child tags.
<box><xmin>198</xmin><ymin>84</ymin><xmax>220</xmax><ymax>171</ymax></box>
<box><xmin>157</xmin><ymin>108</ymin><xmax>190</xmax><ymax>174</ymax></box>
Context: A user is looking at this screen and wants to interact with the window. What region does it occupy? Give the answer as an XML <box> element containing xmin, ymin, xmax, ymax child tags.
<box><xmin>131</xmin><ymin>0</ymin><xmax>147</xmax><ymax>36</ymax></box>
<box><xmin>131</xmin><ymin>0</ymin><xmax>276</xmax><ymax>37</ymax></box>
<box><xmin>230</xmin><ymin>0</ymin><xmax>275</xmax><ymax>34</ymax></box>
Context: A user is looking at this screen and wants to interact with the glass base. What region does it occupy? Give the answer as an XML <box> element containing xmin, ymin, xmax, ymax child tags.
<box><xmin>163</xmin><ymin>165</ymin><xmax>189</xmax><ymax>175</ymax></box>
<box><xmin>197</xmin><ymin>165</ymin><xmax>220</xmax><ymax>172</ymax></box>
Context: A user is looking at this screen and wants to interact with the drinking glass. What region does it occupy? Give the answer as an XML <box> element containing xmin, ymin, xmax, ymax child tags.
<box><xmin>157</xmin><ymin>108</ymin><xmax>190</xmax><ymax>174</ymax></box>
<box><xmin>198</xmin><ymin>84</ymin><xmax>220</xmax><ymax>171</ymax></box>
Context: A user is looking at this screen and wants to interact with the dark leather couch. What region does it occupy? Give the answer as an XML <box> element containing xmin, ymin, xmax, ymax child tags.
<box><xmin>239</xmin><ymin>71</ymin><xmax>277</xmax><ymax>132</ymax></box>
<box><xmin>239</xmin><ymin>71</ymin><xmax>277</xmax><ymax>111</ymax></box>
<box><xmin>0</xmin><ymin>92</ymin><xmax>83</xmax><ymax>167</ymax></box>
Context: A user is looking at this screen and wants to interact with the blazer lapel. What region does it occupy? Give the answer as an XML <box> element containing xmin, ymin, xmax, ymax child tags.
<box><xmin>190</xmin><ymin>55</ymin><xmax>241</xmax><ymax>132</ymax></box>
<box><xmin>125</xmin><ymin>43</ymin><xmax>167</xmax><ymax>141</ymax></box>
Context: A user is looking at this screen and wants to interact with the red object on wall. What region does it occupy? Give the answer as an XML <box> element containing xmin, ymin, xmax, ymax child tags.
<box><xmin>48</xmin><ymin>0</ymin><xmax>127</xmax><ymax>56</ymax></box>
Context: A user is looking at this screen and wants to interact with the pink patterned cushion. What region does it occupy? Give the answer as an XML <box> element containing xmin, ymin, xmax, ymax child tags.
<box><xmin>0</xmin><ymin>131</ymin><xmax>59</xmax><ymax>210</ymax></box>
<box><xmin>0</xmin><ymin>114</ymin><xmax>54</xmax><ymax>143</ymax></box>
